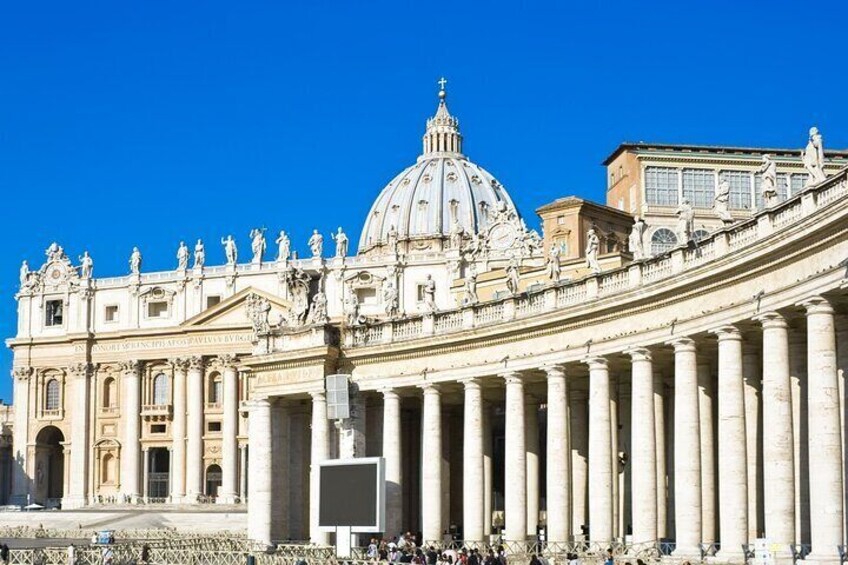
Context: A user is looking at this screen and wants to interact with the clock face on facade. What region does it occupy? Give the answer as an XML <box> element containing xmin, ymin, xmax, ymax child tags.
<box><xmin>46</xmin><ymin>265</ymin><xmax>64</xmax><ymax>282</ymax></box>
<box><xmin>488</xmin><ymin>223</ymin><xmax>517</xmax><ymax>250</ymax></box>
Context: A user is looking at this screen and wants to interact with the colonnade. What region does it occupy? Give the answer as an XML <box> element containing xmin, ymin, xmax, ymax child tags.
<box><xmin>247</xmin><ymin>296</ymin><xmax>848</xmax><ymax>563</ymax></box>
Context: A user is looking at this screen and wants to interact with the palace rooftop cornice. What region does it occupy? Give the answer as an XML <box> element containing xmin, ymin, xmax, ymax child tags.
<box><xmin>602</xmin><ymin>141</ymin><xmax>848</xmax><ymax>166</ymax></box>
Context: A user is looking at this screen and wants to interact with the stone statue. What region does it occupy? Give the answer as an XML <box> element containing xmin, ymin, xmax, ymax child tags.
<box><xmin>19</xmin><ymin>260</ymin><xmax>30</xmax><ymax>288</ymax></box>
<box><xmin>221</xmin><ymin>235</ymin><xmax>238</xmax><ymax>265</ymax></box>
<box><xmin>506</xmin><ymin>256</ymin><xmax>520</xmax><ymax>295</ymax></box>
<box><xmin>275</xmin><ymin>230</ymin><xmax>291</xmax><ymax>261</ymax></box>
<box><xmin>714</xmin><ymin>181</ymin><xmax>733</xmax><ymax>223</ymax></box>
<box><xmin>332</xmin><ymin>227</ymin><xmax>349</xmax><ymax>258</ymax></box>
<box><xmin>675</xmin><ymin>199</ymin><xmax>695</xmax><ymax>242</ymax></box>
<box><xmin>250</xmin><ymin>228</ymin><xmax>266</xmax><ymax>264</ymax></box>
<box><xmin>450</xmin><ymin>219</ymin><xmax>464</xmax><ymax>250</ymax></box>
<box><xmin>129</xmin><ymin>247</ymin><xmax>142</xmax><ymax>275</ymax></box>
<box><xmin>307</xmin><ymin>291</ymin><xmax>328</xmax><ymax>324</ymax></box>
<box><xmin>546</xmin><ymin>245</ymin><xmax>562</xmax><ymax>280</ymax></box>
<box><xmin>383</xmin><ymin>281</ymin><xmax>399</xmax><ymax>318</ymax></box>
<box><xmin>423</xmin><ymin>274</ymin><xmax>436</xmax><ymax>312</ymax></box>
<box><xmin>585</xmin><ymin>228</ymin><xmax>601</xmax><ymax>274</ymax></box>
<box><xmin>802</xmin><ymin>126</ymin><xmax>827</xmax><ymax>186</ymax></box>
<box><xmin>387</xmin><ymin>225</ymin><xmax>399</xmax><ymax>254</ymax></box>
<box><xmin>345</xmin><ymin>293</ymin><xmax>361</xmax><ymax>326</ymax></box>
<box><xmin>176</xmin><ymin>241</ymin><xmax>189</xmax><ymax>271</ymax></box>
<box><xmin>464</xmin><ymin>267</ymin><xmax>478</xmax><ymax>304</ymax></box>
<box><xmin>284</xmin><ymin>266</ymin><xmax>311</xmax><ymax>324</ymax></box>
<box><xmin>79</xmin><ymin>251</ymin><xmax>93</xmax><ymax>278</ymax></box>
<box><xmin>758</xmin><ymin>154</ymin><xmax>778</xmax><ymax>208</ymax></box>
<box><xmin>46</xmin><ymin>242</ymin><xmax>60</xmax><ymax>261</ymax></box>
<box><xmin>628</xmin><ymin>217</ymin><xmax>647</xmax><ymax>260</ymax></box>
<box><xmin>308</xmin><ymin>229</ymin><xmax>324</xmax><ymax>258</ymax></box>
<box><xmin>194</xmin><ymin>239</ymin><xmax>205</xmax><ymax>268</ymax></box>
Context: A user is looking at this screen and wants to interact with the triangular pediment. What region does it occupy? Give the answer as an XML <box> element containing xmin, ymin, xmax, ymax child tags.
<box><xmin>182</xmin><ymin>287</ymin><xmax>293</xmax><ymax>328</ymax></box>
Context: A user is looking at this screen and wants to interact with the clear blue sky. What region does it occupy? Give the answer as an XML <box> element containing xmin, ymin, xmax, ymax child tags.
<box><xmin>1</xmin><ymin>1</ymin><xmax>847</xmax><ymax>402</ymax></box>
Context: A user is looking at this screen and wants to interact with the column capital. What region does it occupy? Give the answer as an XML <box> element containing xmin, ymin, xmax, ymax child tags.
<box><xmin>67</xmin><ymin>362</ymin><xmax>94</xmax><ymax>379</ymax></box>
<box><xmin>12</xmin><ymin>366</ymin><xmax>33</xmax><ymax>381</ymax></box>
<box><xmin>217</xmin><ymin>354</ymin><xmax>239</xmax><ymax>370</ymax></box>
<box><xmin>584</xmin><ymin>355</ymin><xmax>608</xmax><ymax>370</ymax></box>
<box><xmin>797</xmin><ymin>295</ymin><xmax>834</xmax><ymax>315</ymax></box>
<box><xmin>309</xmin><ymin>391</ymin><xmax>326</xmax><ymax>402</ymax></box>
<box><xmin>243</xmin><ymin>398</ymin><xmax>271</xmax><ymax>412</ymax></box>
<box><xmin>380</xmin><ymin>388</ymin><xmax>400</xmax><ymax>400</ymax></box>
<box><xmin>709</xmin><ymin>325</ymin><xmax>742</xmax><ymax>341</ymax></box>
<box><xmin>168</xmin><ymin>357</ymin><xmax>189</xmax><ymax>372</ymax></box>
<box><xmin>119</xmin><ymin>359</ymin><xmax>142</xmax><ymax>374</ymax></box>
<box><xmin>666</xmin><ymin>336</ymin><xmax>696</xmax><ymax>351</ymax></box>
<box><xmin>624</xmin><ymin>347</ymin><xmax>652</xmax><ymax>362</ymax></box>
<box><xmin>418</xmin><ymin>382</ymin><xmax>441</xmax><ymax>395</ymax></box>
<box><xmin>186</xmin><ymin>355</ymin><xmax>204</xmax><ymax>372</ymax></box>
<box><xmin>542</xmin><ymin>364</ymin><xmax>566</xmax><ymax>379</ymax></box>
<box><xmin>753</xmin><ymin>311</ymin><xmax>788</xmax><ymax>329</ymax></box>
<box><xmin>499</xmin><ymin>371</ymin><xmax>524</xmax><ymax>385</ymax></box>
<box><xmin>460</xmin><ymin>377</ymin><xmax>483</xmax><ymax>390</ymax></box>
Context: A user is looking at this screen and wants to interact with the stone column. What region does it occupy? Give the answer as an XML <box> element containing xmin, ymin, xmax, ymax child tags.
<box><xmin>142</xmin><ymin>448</ymin><xmax>149</xmax><ymax>500</ymax></box>
<box><xmin>220</xmin><ymin>355</ymin><xmax>239</xmax><ymax>503</ymax></box>
<box><xmin>185</xmin><ymin>356</ymin><xmax>204</xmax><ymax>500</ymax></box>
<box><xmin>742</xmin><ymin>342</ymin><xmax>763</xmax><ymax>541</ymax></box>
<box><xmin>789</xmin><ymin>329</ymin><xmax>810</xmax><ymax>545</ymax></box>
<box><xmin>571</xmin><ymin>391</ymin><xmax>589</xmax><ymax>539</ymax></box>
<box><xmin>526</xmin><ymin>395</ymin><xmax>540</xmax><ymax>538</ymax></box>
<box><xmin>10</xmin><ymin>367</ymin><xmax>32</xmax><ymax>505</ymax></box>
<box><xmin>653</xmin><ymin>373</ymin><xmax>667</xmax><ymax>538</ymax></box>
<box><xmin>669</xmin><ymin>338</ymin><xmax>702</xmax><ymax>556</ymax></box>
<box><xmin>382</xmin><ymin>389</ymin><xmax>403</xmax><ymax>540</ymax></box>
<box><xmin>239</xmin><ymin>445</ymin><xmax>248</xmax><ymax>501</ymax></box>
<box><xmin>170</xmin><ymin>358</ymin><xmax>188</xmax><ymax>502</ymax></box>
<box><xmin>756</xmin><ymin>312</ymin><xmax>796</xmax><ymax>545</ymax></box>
<box><xmin>503</xmin><ymin>372</ymin><xmax>528</xmax><ymax>543</ymax></box>
<box><xmin>120</xmin><ymin>360</ymin><xmax>141</xmax><ymax>502</ymax></box>
<box><xmin>65</xmin><ymin>363</ymin><xmax>91</xmax><ymax>508</ymax></box>
<box><xmin>587</xmin><ymin>357</ymin><xmax>613</xmax><ymax>543</ymax></box>
<box><xmin>421</xmin><ymin>384</ymin><xmax>443</xmax><ymax>544</ymax></box>
<box><xmin>627</xmin><ymin>348</ymin><xmax>657</xmax><ymax>544</ymax></box>
<box><xmin>483</xmin><ymin>401</ymin><xmax>493</xmax><ymax>539</ymax></box>
<box><xmin>545</xmin><ymin>365</ymin><xmax>571</xmax><ymax>544</ymax></box>
<box><xmin>712</xmin><ymin>326</ymin><xmax>748</xmax><ymax>561</ymax></box>
<box><xmin>247</xmin><ymin>398</ymin><xmax>273</xmax><ymax>547</ymax></box>
<box><xmin>697</xmin><ymin>361</ymin><xmax>716</xmax><ymax>545</ymax></box>
<box><xmin>462</xmin><ymin>379</ymin><xmax>485</xmax><ymax>543</ymax></box>
<box><xmin>800</xmin><ymin>297</ymin><xmax>844</xmax><ymax>561</ymax></box>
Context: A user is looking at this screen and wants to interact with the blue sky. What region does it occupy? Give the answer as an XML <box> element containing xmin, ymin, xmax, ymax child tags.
<box><xmin>1</xmin><ymin>1</ymin><xmax>847</xmax><ymax>402</ymax></box>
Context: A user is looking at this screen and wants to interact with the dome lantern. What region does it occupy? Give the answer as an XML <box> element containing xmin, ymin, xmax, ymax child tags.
<box><xmin>421</xmin><ymin>77</ymin><xmax>463</xmax><ymax>158</ymax></box>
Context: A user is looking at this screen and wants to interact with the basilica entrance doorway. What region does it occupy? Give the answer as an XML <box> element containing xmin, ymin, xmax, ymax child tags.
<box><xmin>205</xmin><ymin>464</ymin><xmax>222</xmax><ymax>499</ymax></box>
<box><xmin>146</xmin><ymin>448</ymin><xmax>170</xmax><ymax>501</ymax></box>
<box><xmin>34</xmin><ymin>426</ymin><xmax>64</xmax><ymax>507</ymax></box>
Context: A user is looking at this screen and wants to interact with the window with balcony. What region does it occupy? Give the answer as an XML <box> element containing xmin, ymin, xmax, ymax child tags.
<box><xmin>45</xmin><ymin>379</ymin><xmax>60</xmax><ymax>411</ymax></box>
<box><xmin>102</xmin><ymin>377</ymin><xmax>116</xmax><ymax>409</ymax></box>
<box><xmin>152</xmin><ymin>373</ymin><xmax>169</xmax><ymax>406</ymax></box>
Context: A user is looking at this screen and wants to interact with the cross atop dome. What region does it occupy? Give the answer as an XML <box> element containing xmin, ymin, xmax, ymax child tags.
<box><xmin>423</xmin><ymin>77</ymin><xmax>462</xmax><ymax>157</ymax></box>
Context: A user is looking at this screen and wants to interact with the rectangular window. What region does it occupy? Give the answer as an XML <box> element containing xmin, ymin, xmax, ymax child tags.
<box><xmin>719</xmin><ymin>170</ymin><xmax>752</xmax><ymax>210</ymax></box>
<box><xmin>644</xmin><ymin>167</ymin><xmax>679</xmax><ymax>206</ymax></box>
<box><xmin>682</xmin><ymin>169</ymin><xmax>715</xmax><ymax>209</ymax></box>
<box><xmin>754</xmin><ymin>173</ymin><xmax>789</xmax><ymax>209</ymax></box>
<box><xmin>208</xmin><ymin>421</ymin><xmax>222</xmax><ymax>433</ymax></box>
<box><xmin>104</xmin><ymin>305</ymin><xmax>119</xmax><ymax>323</ymax></box>
<box><xmin>151</xmin><ymin>424</ymin><xmax>166</xmax><ymax>434</ymax></box>
<box><xmin>206</xmin><ymin>296</ymin><xmax>221</xmax><ymax>309</ymax></box>
<box><xmin>356</xmin><ymin>287</ymin><xmax>377</xmax><ymax>306</ymax></box>
<box><xmin>790</xmin><ymin>173</ymin><xmax>809</xmax><ymax>196</ymax></box>
<box><xmin>556</xmin><ymin>215</ymin><xmax>565</xmax><ymax>225</ymax></box>
<box><xmin>147</xmin><ymin>301</ymin><xmax>168</xmax><ymax>318</ymax></box>
<box><xmin>416</xmin><ymin>284</ymin><xmax>426</xmax><ymax>303</ymax></box>
<box><xmin>45</xmin><ymin>300</ymin><xmax>64</xmax><ymax>327</ymax></box>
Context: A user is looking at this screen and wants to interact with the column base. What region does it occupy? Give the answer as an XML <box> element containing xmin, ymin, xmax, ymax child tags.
<box><xmin>217</xmin><ymin>493</ymin><xmax>239</xmax><ymax>504</ymax></box>
<box><xmin>803</xmin><ymin>551</ymin><xmax>842</xmax><ymax>565</ymax></box>
<box><xmin>713</xmin><ymin>549</ymin><xmax>747</xmax><ymax>564</ymax></box>
<box><xmin>61</xmin><ymin>495</ymin><xmax>88</xmax><ymax>509</ymax></box>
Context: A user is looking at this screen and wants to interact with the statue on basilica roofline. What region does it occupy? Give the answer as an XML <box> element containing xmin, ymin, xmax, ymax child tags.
<box><xmin>675</xmin><ymin>199</ymin><xmax>695</xmax><ymax>243</ymax></box>
<box><xmin>308</xmin><ymin>229</ymin><xmax>324</xmax><ymax>258</ymax></box>
<box><xmin>332</xmin><ymin>227</ymin><xmax>349</xmax><ymax>258</ymax></box>
<box><xmin>194</xmin><ymin>239</ymin><xmax>205</xmax><ymax>268</ymax></box>
<box><xmin>758</xmin><ymin>154</ymin><xmax>778</xmax><ymax>208</ymax></box>
<box><xmin>275</xmin><ymin>230</ymin><xmax>291</xmax><ymax>261</ymax></box>
<box><xmin>546</xmin><ymin>245</ymin><xmax>562</xmax><ymax>280</ymax></box>
<box><xmin>19</xmin><ymin>260</ymin><xmax>31</xmax><ymax>289</ymax></box>
<box><xmin>79</xmin><ymin>251</ymin><xmax>94</xmax><ymax>279</ymax></box>
<box><xmin>423</xmin><ymin>274</ymin><xmax>436</xmax><ymax>312</ymax></box>
<box><xmin>714</xmin><ymin>181</ymin><xmax>733</xmax><ymax>223</ymax></box>
<box><xmin>506</xmin><ymin>256</ymin><xmax>520</xmax><ymax>295</ymax></box>
<box><xmin>45</xmin><ymin>242</ymin><xmax>66</xmax><ymax>262</ymax></box>
<box><xmin>585</xmin><ymin>228</ymin><xmax>601</xmax><ymax>274</ymax></box>
<box><xmin>449</xmin><ymin>218</ymin><xmax>464</xmax><ymax>251</ymax></box>
<box><xmin>345</xmin><ymin>292</ymin><xmax>361</xmax><ymax>326</ymax></box>
<box><xmin>386</xmin><ymin>225</ymin><xmax>399</xmax><ymax>254</ymax></box>
<box><xmin>221</xmin><ymin>235</ymin><xmax>238</xmax><ymax>265</ymax></box>
<box><xmin>383</xmin><ymin>281</ymin><xmax>399</xmax><ymax>318</ymax></box>
<box><xmin>250</xmin><ymin>228</ymin><xmax>266</xmax><ymax>264</ymax></box>
<box><xmin>628</xmin><ymin>217</ymin><xmax>647</xmax><ymax>261</ymax></box>
<box><xmin>464</xmin><ymin>266</ymin><xmax>479</xmax><ymax>304</ymax></box>
<box><xmin>802</xmin><ymin>126</ymin><xmax>827</xmax><ymax>186</ymax></box>
<box><xmin>176</xmin><ymin>241</ymin><xmax>189</xmax><ymax>271</ymax></box>
<box><xmin>129</xmin><ymin>247</ymin><xmax>142</xmax><ymax>275</ymax></box>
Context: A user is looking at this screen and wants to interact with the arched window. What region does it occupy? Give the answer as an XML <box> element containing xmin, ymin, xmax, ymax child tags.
<box><xmin>152</xmin><ymin>373</ymin><xmax>168</xmax><ymax>406</ymax></box>
<box><xmin>102</xmin><ymin>377</ymin><xmax>116</xmax><ymax>408</ymax></box>
<box><xmin>101</xmin><ymin>453</ymin><xmax>115</xmax><ymax>484</ymax></box>
<box><xmin>693</xmin><ymin>229</ymin><xmax>710</xmax><ymax>243</ymax></box>
<box><xmin>651</xmin><ymin>228</ymin><xmax>678</xmax><ymax>256</ymax></box>
<box><xmin>45</xmin><ymin>379</ymin><xmax>60</xmax><ymax>411</ymax></box>
<box><xmin>208</xmin><ymin>373</ymin><xmax>223</xmax><ymax>405</ymax></box>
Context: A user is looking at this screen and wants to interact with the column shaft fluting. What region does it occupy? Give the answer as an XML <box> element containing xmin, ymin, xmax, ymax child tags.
<box><xmin>628</xmin><ymin>349</ymin><xmax>657</xmax><ymax>544</ymax></box>
<box><xmin>758</xmin><ymin>312</ymin><xmax>796</xmax><ymax>545</ymax></box>
<box><xmin>421</xmin><ymin>385</ymin><xmax>443</xmax><ymax>543</ymax></box>
<box><xmin>504</xmin><ymin>372</ymin><xmax>528</xmax><ymax>542</ymax></box>
<box><xmin>463</xmin><ymin>379</ymin><xmax>485</xmax><ymax>543</ymax></box>
<box><xmin>185</xmin><ymin>357</ymin><xmax>205</xmax><ymax>499</ymax></box>
<box><xmin>587</xmin><ymin>357</ymin><xmax>613</xmax><ymax>542</ymax></box>
<box><xmin>802</xmin><ymin>297</ymin><xmax>844</xmax><ymax>560</ymax></box>
<box><xmin>714</xmin><ymin>326</ymin><xmax>748</xmax><ymax>560</ymax></box>
<box><xmin>382</xmin><ymin>389</ymin><xmax>403</xmax><ymax>540</ymax></box>
<box><xmin>671</xmin><ymin>338</ymin><xmax>702</xmax><ymax>556</ymax></box>
<box><xmin>546</xmin><ymin>366</ymin><xmax>571</xmax><ymax>543</ymax></box>
<box><xmin>221</xmin><ymin>361</ymin><xmax>239</xmax><ymax>502</ymax></box>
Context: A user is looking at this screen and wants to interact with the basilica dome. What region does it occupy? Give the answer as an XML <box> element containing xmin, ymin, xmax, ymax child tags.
<box><xmin>358</xmin><ymin>84</ymin><xmax>521</xmax><ymax>253</ymax></box>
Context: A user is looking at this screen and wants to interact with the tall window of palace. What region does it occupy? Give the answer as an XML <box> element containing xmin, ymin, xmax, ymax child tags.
<box><xmin>208</xmin><ymin>373</ymin><xmax>222</xmax><ymax>405</ymax></box>
<box><xmin>651</xmin><ymin>228</ymin><xmax>678</xmax><ymax>255</ymax></box>
<box><xmin>152</xmin><ymin>373</ymin><xmax>169</xmax><ymax>406</ymax></box>
<box><xmin>102</xmin><ymin>453</ymin><xmax>115</xmax><ymax>484</ymax></box>
<box><xmin>102</xmin><ymin>377</ymin><xmax>116</xmax><ymax>408</ymax></box>
<box><xmin>719</xmin><ymin>170</ymin><xmax>753</xmax><ymax>210</ymax></box>
<box><xmin>45</xmin><ymin>379</ymin><xmax>60</xmax><ymax>411</ymax></box>
<box><xmin>645</xmin><ymin>167</ymin><xmax>679</xmax><ymax>206</ymax></box>
<box><xmin>790</xmin><ymin>173</ymin><xmax>809</xmax><ymax>196</ymax></box>
<box><xmin>754</xmin><ymin>172</ymin><xmax>789</xmax><ymax>209</ymax></box>
<box><xmin>682</xmin><ymin>169</ymin><xmax>715</xmax><ymax>208</ymax></box>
